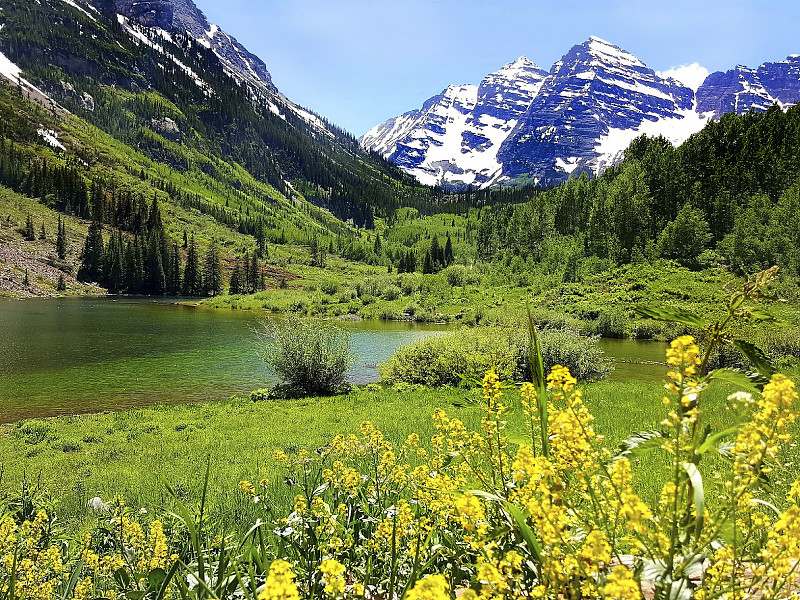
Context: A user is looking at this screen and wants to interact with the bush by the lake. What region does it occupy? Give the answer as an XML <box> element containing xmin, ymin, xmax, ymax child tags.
<box><xmin>378</xmin><ymin>327</ymin><xmax>518</xmax><ymax>387</ymax></box>
<box><xmin>259</xmin><ymin>315</ymin><xmax>356</xmax><ymax>396</ymax></box>
<box><xmin>379</xmin><ymin>326</ymin><xmax>610</xmax><ymax>387</ymax></box>
<box><xmin>514</xmin><ymin>327</ymin><xmax>612</xmax><ymax>381</ymax></box>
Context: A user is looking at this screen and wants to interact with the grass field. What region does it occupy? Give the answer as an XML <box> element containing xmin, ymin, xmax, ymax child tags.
<box><xmin>2</xmin><ymin>372</ymin><xmax>797</xmax><ymax>537</ymax></box>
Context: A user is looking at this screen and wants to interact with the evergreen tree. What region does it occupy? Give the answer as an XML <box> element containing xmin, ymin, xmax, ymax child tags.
<box><xmin>444</xmin><ymin>234</ymin><xmax>454</xmax><ymax>266</ymax></box>
<box><xmin>183</xmin><ymin>235</ymin><xmax>201</xmax><ymax>296</ymax></box>
<box><xmin>249</xmin><ymin>252</ymin><xmax>259</xmax><ymax>292</ymax></box>
<box><xmin>168</xmin><ymin>242</ymin><xmax>182</xmax><ymax>294</ymax></box>
<box><xmin>56</xmin><ymin>216</ymin><xmax>67</xmax><ymax>259</ymax></box>
<box><xmin>203</xmin><ymin>241</ymin><xmax>222</xmax><ymax>296</ymax></box>
<box><xmin>23</xmin><ymin>268</ymin><xmax>29</xmax><ymax>286</ymax></box>
<box><xmin>57</xmin><ymin>274</ymin><xmax>66</xmax><ymax>292</ymax></box>
<box><xmin>422</xmin><ymin>250</ymin><xmax>433</xmax><ymax>274</ymax></box>
<box><xmin>145</xmin><ymin>233</ymin><xmax>166</xmax><ymax>294</ymax></box>
<box><xmin>39</xmin><ymin>223</ymin><xmax>46</xmax><ymax>240</ymax></box>
<box><xmin>24</xmin><ymin>214</ymin><xmax>35</xmax><ymax>241</ymax></box>
<box><xmin>229</xmin><ymin>261</ymin><xmax>242</xmax><ymax>295</ymax></box>
<box><xmin>430</xmin><ymin>236</ymin><xmax>442</xmax><ymax>270</ymax></box>
<box><xmin>373</xmin><ymin>232</ymin><xmax>382</xmax><ymax>255</ymax></box>
<box><xmin>77</xmin><ymin>221</ymin><xmax>104</xmax><ymax>283</ymax></box>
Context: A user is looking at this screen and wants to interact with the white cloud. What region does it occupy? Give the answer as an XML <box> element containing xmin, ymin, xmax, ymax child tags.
<box><xmin>656</xmin><ymin>62</ymin><xmax>710</xmax><ymax>91</ymax></box>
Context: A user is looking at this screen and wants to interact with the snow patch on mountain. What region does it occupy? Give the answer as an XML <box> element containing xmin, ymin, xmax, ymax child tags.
<box><xmin>117</xmin><ymin>15</ymin><xmax>209</xmax><ymax>91</ymax></box>
<box><xmin>37</xmin><ymin>128</ymin><xmax>66</xmax><ymax>151</ymax></box>
<box><xmin>592</xmin><ymin>108</ymin><xmax>711</xmax><ymax>172</ymax></box>
<box><xmin>0</xmin><ymin>49</ymin><xmax>53</xmax><ymax>102</ymax></box>
<box><xmin>61</xmin><ymin>0</ymin><xmax>97</xmax><ymax>21</ymax></box>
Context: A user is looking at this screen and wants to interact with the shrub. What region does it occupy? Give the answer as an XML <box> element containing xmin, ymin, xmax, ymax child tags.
<box><xmin>380</xmin><ymin>326</ymin><xmax>610</xmax><ymax>387</ymax></box>
<box><xmin>259</xmin><ymin>315</ymin><xmax>356</xmax><ymax>396</ymax></box>
<box><xmin>379</xmin><ymin>327</ymin><xmax>517</xmax><ymax>387</ymax></box>
<box><xmin>514</xmin><ymin>328</ymin><xmax>612</xmax><ymax>381</ymax></box>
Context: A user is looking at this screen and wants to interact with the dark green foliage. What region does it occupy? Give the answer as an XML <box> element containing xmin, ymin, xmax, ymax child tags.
<box><xmin>56</xmin><ymin>216</ymin><xmax>66</xmax><ymax>259</ymax></box>
<box><xmin>203</xmin><ymin>242</ymin><xmax>222</xmax><ymax>296</ymax></box>
<box><xmin>77</xmin><ymin>221</ymin><xmax>104</xmax><ymax>283</ymax></box>
<box><xmin>56</xmin><ymin>274</ymin><xmax>66</xmax><ymax>291</ymax></box>
<box><xmin>259</xmin><ymin>315</ymin><xmax>356</xmax><ymax>396</ymax></box>
<box><xmin>228</xmin><ymin>261</ymin><xmax>242</xmax><ymax>295</ymax></box>
<box><xmin>183</xmin><ymin>236</ymin><xmax>202</xmax><ymax>296</ymax></box>
<box><xmin>24</xmin><ymin>213</ymin><xmax>34</xmax><ymax>240</ymax></box>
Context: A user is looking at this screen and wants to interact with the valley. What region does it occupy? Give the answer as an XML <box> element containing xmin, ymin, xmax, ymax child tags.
<box><xmin>1</xmin><ymin>1</ymin><xmax>800</xmax><ymax>599</ymax></box>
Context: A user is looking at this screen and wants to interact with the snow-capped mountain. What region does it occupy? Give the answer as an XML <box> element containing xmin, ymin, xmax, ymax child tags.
<box><xmin>697</xmin><ymin>56</ymin><xmax>800</xmax><ymax>118</ymax></box>
<box><xmin>360</xmin><ymin>58</ymin><xmax>548</xmax><ymax>187</ymax></box>
<box><xmin>361</xmin><ymin>37</ymin><xmax>800</xmax><ymax>189</ymax></box>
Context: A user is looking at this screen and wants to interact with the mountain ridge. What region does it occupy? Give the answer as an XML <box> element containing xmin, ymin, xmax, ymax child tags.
<box><xmin>361</xmin><ymin>36</ymin><xmax>800</xmax><ymax>189</ymax></box>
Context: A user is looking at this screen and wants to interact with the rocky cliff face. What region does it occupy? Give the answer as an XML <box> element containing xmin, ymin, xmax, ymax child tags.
<box><xmin>95</xmin><ymin>0</ymin><xmax>276</xmax><ymax>97</ymax></box>
<box><xmin>697</xmin><ymin>56</ymin><xmax>800</xmax><ymax>118</ymax></box>
<box><xmin>362</xmin><ymin>37</ymin><xmax>800</xmax><ymax>189</ymax></box>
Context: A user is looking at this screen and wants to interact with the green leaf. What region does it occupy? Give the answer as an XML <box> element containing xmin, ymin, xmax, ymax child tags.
<box><xmin>504</xmin><ymin>503</ymin><xmax>543</xmax><ymax>565</ymax></box>
<box><xmin>506</xmin><ymin>431</ymin><xmax>533</xmax><ymax>446</ymax></box>
<box><xmin>681</xmin><ymin>462</ymin><xmax>705</xmax><ymax>539</ymax></box>
<box><xmin>465</xmin><ymin>489</ymin><xmax>505</xmax><ymax>504</ymax></box>
<box><xmin>635</xmin><ymin>306</ymin><xmax>707</xmax><ymax>328</ymax></box>
<box><xmin>732</xmin><ymin>339</ymin><xmax>776</xmax><ymax>380</ymax></box>
<box><xmin>708</xmin><ymin>368</ymin><xmax>761</xmax><ymax>392</ymax></box>
<box><xmin>61</xmin><ymin>560</ymin><xmax>84</xmax><ymax>600</ymax></box>
<box><xmin>615</xmin><ymin>430</ymin><xmax>668</xmax><ymax>459</ymax></box>
<box><xmin>147</xmin><ymin>568</ymin><xmax>167</xmax><ymax>590</ymax></box>
<box><xmin>747</xmin><ymin>308</ymin><xmax>781</xmax><ymax>323</ymax></box>
<box><xmin>696</xmin><ymin>427</ymin><xmax>738</xmax><ymax>455</ymax></box>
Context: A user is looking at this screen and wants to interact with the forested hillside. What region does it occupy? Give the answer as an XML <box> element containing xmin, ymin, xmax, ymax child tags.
<box><xmin>475</xmin><ymin>104</ymin><xmax>800</xmax><ymax>278</ymax></box>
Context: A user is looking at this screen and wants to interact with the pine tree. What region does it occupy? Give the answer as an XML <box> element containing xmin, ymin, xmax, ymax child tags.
<box><xmin>169</xmin><ymin>242</ymin><xmax>181</xmax><ymax>294</ymax></box>
<box><xmin>56</xmin><ymin>216</ymin><xmax>67</xmax><ymax>259</ymax></box>
<box><xmin>444</xmin><ymin>234</ymin><xmax>454</xmax><ymax>266</ymax></box>
<box><xmin>39</xmin><ymin>223</ymin><xmax>46</xmax><ymax>240</ymax></box>
<box><xmin>229</xmin><ymin>261</ymin><xmax>242</xmax><ymax>295</ymax></box>
<box><xmin>430</xmin><ymin>236</ymin><xmax>442</xmax><ymax>271</ymax></box>
<box><xmin>145</xmin><ymin>233</ymin><xmax>166</xmax><ymax>294</ymax></box>
<box><xmin>57</xmin><ymin>274</ymin><xmax>66</xmax><ymax>292</ymax></box>
<box><xmin>183</xmin><ymin>235</ymin><xmax>201</xmax><ymax>296</ymax></box>
<box><xmin>77</xmin><ymin>221</ymin><xmax>104</xmax><ymax>283</ymax></box>
<box><xmin>24</xmin><ymin>214</ymin><xmax>35</xmax><ymax>240</ymax></box>
<box><xmin>23</xmin><ymin>268</ymin><xmax>29</xmax><ymax>286</ymax></box>
<box><xmin>373</xmin><ymin>232</ymin><xmax>382</xmax><ymax>255</ymax></box>
<box><xmin>203</xmin><ymin>241</ymin><xmax>222</xmax><ymax>296</ymax></box>
<box><xmin>249</xmin><ymin>252</ymin><xmax>258</xmax><ymax>292</ymax></box>
<box><xmin>422</xmin><ymin>250</ymin><xmax>433</xmax><ymax>274</ymax></box>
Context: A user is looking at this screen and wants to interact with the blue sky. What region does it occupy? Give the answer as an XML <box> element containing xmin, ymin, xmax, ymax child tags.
<box><xmin>197</xmin><ymin>0</ymin><xmax>800</xmax><ymax>136</ymax></box>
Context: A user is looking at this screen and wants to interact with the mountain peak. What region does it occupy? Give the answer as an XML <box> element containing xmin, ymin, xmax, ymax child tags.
<box><xmin>98</xmin><ymin>0</ymin><xmax>276</xmax><ymax>95</ymax></box>
<box><xmin>500</xmin><ymin>56</ymin><xmax>542</xmax><ymax>72</ymax></box>
<box><xmin>580</xmin><ymin>36</ymin><xmax>646</xmax><ymax>68</ymax></box>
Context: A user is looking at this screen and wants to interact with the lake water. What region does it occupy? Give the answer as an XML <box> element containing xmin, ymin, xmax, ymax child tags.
<box><xmin>0</xmin><ymin>298</ymin><xmax>667</xmax><ymax>422</ymax></box>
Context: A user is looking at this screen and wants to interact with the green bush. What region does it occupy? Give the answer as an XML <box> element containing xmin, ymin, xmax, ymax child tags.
<box><xmin>380</xmin><ymin>326</ymin><xmax>611</xmax><ymax>387</ymax></box>
<box><xmin>379</xmin><ymin>327</ymin><xmax>518</xmax><ymax>387</ymax></box>
<box><xmin>514</xmin><ymin>328</ymin><xmax>612</xmax><ymax>382</ymax></box>
<box><xmin>259</xmin><ymin>315</ymin><xmax>356</xmax><ymax>396</ymax></box>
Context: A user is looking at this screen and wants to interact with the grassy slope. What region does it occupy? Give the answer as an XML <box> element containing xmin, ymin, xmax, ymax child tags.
<box><xmin>2</xmin><ymin>376</ymin><xmax>797</xmax><ymax>536</ymax></box>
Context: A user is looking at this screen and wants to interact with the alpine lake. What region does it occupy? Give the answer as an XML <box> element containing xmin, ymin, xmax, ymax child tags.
<box><xmin>0</xmin><ymin>297</ymin><xmax>668</xmax><ymax>423</ymax></box>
